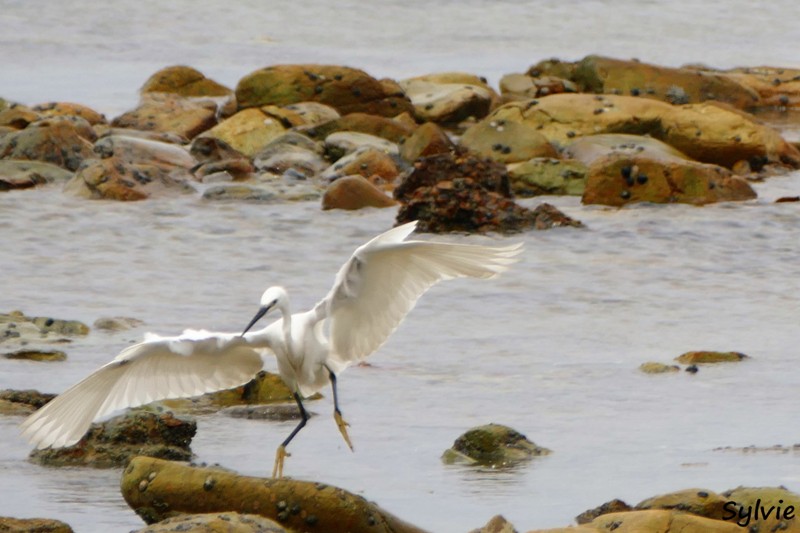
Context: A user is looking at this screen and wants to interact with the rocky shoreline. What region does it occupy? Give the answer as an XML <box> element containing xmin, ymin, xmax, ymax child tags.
<box><xmin>2</xmin><ymin>55</ymin><xmax>800</xmax><ymax>531</ymax></box>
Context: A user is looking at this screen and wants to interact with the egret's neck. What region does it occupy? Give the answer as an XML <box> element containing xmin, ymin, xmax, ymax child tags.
<box><xmin>279</xmin><ymin>303</ymin><xmax>293</xmax><ymax>354</ymax></box>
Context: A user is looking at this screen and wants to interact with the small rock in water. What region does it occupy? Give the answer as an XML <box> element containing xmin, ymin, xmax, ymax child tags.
<box><xmin>3</xmin><ymin>349</ymin><xmax>67</xmax><ymax>362</ymax></box>
<box><xmin>93</xmin><ymin>316</ymin><xmax>145</xmax><ymax>332</ymax></box>
<box><xmin>442</xmin><ymin>423</ymin><xmax>550</xmax><ymax>467</ymax></box>
<box><xmin>0</xmin><ymin>517</ymin><xmax>74</xmax><ymax>533</ymax></box>
<box><xmin>638</xmin><ymin>362</ymin><xmax>680</xmax><ymax>374</ymax></box>
<box><xmin>674</xmin><ymin>351</ymin><xmax>749</xmax><ymax>364</ymax></box>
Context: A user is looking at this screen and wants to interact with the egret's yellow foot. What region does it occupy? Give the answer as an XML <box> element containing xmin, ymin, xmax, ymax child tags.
<box><xmin>334</xmin><ymin>410</ymin><xmax>354</xmax><ymax>451</ymax></box>
<box><xmin>273</xmin><ymin>445</ymin><xmax>290</xmax><ymax>478</ymax></box>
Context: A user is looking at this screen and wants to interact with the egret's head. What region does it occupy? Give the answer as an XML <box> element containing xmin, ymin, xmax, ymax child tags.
<box><xmin>241</xmin><ymin>286</ymin><xmax>287</xmax><ymax>336</ymax></box>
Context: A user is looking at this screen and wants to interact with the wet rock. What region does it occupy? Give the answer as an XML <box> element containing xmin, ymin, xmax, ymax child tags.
<box><xmin>135</xmin><ymin>512</ymin><xmax>289</xmax><ymax>533</ymax></box>
<box><xmin>160</xmin><ymin>371</ymin><xmax>296</xmax><ymax>415</ymax></box>
<box><xmin>321</xmin><ymin>175</ymin><xmax>397</xmax><ymax>210</ymax></box>
<box><xmin>236</xmin><ymin>65</ymin><xmax>413</xmax><ymax>117</ymax></box>
<box><xmin>32</xmin><ymin>101</ymin><xmax>107</xmax><ymax>125</ymax></box>
<box><xmin>532</xmin><ymin>55</ymin><xmax>760</xmax><ymax>109</ymax></box>
<box><xmin>121</xmin><ymin>456</ymin><xmax>429</xmax><ymax>532</ymax></box>
<box><xmin>141</xmin><ymin>65</ymin><xmax>233</xmax><ymax>98</ymax></box>
<box><xmin>0</xmin><ymin>103</ymin><xmax>42</xmax><ymax>129</ymax></box>
<box><xmin>0</xmin><ymin>117</ymin><xmax>95</xmax><ymax>171</ymax></box>
<box><xmin>442</xmin><ymin>424</ymin><xmax>551</xmax><ymax>467</ymax></box>
<box><xmin>398</xmin><ymin>122</ymin><xmax>455</xmax><ymax>163</ymax></box>
<box><xmin>252</xmin><ymin>133</ymin><xmax>326</xmax><ymax>180</ymax></box>
<box><xmin>635</xmin><ymin>488</ymin><xmax>729</xmax><ymax>520</ymax></box>
<box><xmin>564</xmin><ymin>133</ymin><xmax>691</xmax><ymax>166</ymax></box>
<box><xmin>582</xmin><ymin>154</ymin><xmax>756</xmax><ymax>207</ymax></box>
<box><xmin>324</xmin><ymin>131</ymin><xmax>399</xmax><ymax>161</ymax></box>
<box><xmin>486</xmin><ymin>93</ymin><xmax>800</xmax><ymax>169</ymax></box>
<box><xmin>189</xmin><ymin>137</ymin><xmax>255</xmax><ymax>181</ymax></box>
<box><xmin>65</xmin><ymin>156</ymin><xmax>195</xmax><ymax>201</ymax></box>
<box><xmin>575</xmin><ymin>499</ymin><xmax>632</xmax><ymax>524</ymax></box>
<box><xmin>0</xmin><ymin>389</ymin><xmax>56</xmax><ymax>415</ymax></box>
<box><xmin>93</xmin><ymin>316</ymin><xmax>145</xmax><ymax>332</ymax></box>
<box><xmin>199</xmin><ymin>108</ymin><xmax>287</xmax><ymax>157</ymax></box>
<box><xmin>394</xmin><ymin>148</ymin><xmax>511</xmax><ymax>202</ymax></box>
<box><xmin>29</xmin><ymin>410</ymin><xmax>195</xmax><ymax>468</ymax></box>
<box><xmin>321</xmin><ymin>147</ymin><xmax>400</xmax><ymax>184</ymax></box>
<box><xmin>459</xmin><ymin>118</ymin><xmax>557</xmax><ymax>164</ymax></box>
<box><xmin>202</xmin><ymin>179</ymin><xmax>321</xmax><ymax>203</ymax></box>
<box><xmin>638</xmin><ymin>362</ymin><xmax>680</xmax><ymax>374</ymax></box>
<box><xmin>468</xmin><ymin>514</ymin><xmax>518</xmax><ymax>533</ymax></box>
<box><xmin>499</xmin><ymin>73</ymin><xmax>577</xmax><ymax>101</ymax></box>
<box><xmin>723</xmin><ymin>66</ymin><xmax>800</xmax><ymax>109</ymax></box>
<box><xmin>0</xmin><ymin>160</ymin><xmax>73</xmax><ymax>191</ymax></box>
<box><xmin>220</xmin><ymin>403</ymin><xmax>309</xmax><ymax>421</ymax></box>
<box><xmin>588</xmin><ymin>509</ymin><xmax>741</xmax><ymax>533</ymax></box>
<box><xmin>0</xmin><ymin>517</ymin><xmax>74</xmax><ymax>533</ymax></box>
<box><xmin>111</xmin><ymin>93</ymin><xmax>218</xmax><ymax>140</ymax></box>
<box><xmin>507</xmin><ymin>158</ymin><xmax>587</xmax><ymax>197</ymax></box>
<box><xmin>675</xmin><ymin>351</ymin><xmax>749</xmax><ymax>364</ymax></box>
<box><xmin>400</xmin><ymin>78</ymin><xmax>495</xmax><ymax>124</ymax></box>
<box><xmin>304</xmin><ymin>112</ymin><xmax>414</xmax><ymax>143</ymax></box>
<box><xmin>0</xmin><ymin>311</ymin><xmax>90</xmax><ymax>338</ymax></box>
<box><xmin>3</xmin><ymin>349</ymin><xmax>67</xmax><ymax>362</ymax></box>
<box><xmin>94</xmin><ymin>135</ymin><xmax>197</xmax><ymax>169</ymax></box>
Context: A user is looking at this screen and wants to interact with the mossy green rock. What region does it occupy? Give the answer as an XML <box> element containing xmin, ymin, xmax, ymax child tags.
<box><xmin>3</xmin><ymin>349</ymin><xmax>67</xmax><ymax>362</ymax></box>
<box><xmin>29</xmin><ymin>410</ymin><xmax>196</xmax><ymax>468</ymax></box>
<box><xmin>460</xmin><ymin>118</ymin><xmax>557</xmax><ymax>164</ymax></box>
<box><xmin>507</xmin><ymin>157</ymin><xmax>587</xmax><ymax>197</ymax></box>
<box><xmin>442</xmin><ymin>423</ymin><xmax>550</xmax><ymax>467</ymax></box>
<box><xmin>141</xmin><ymin>65</ymin><xmax>233</xmax><ymax>98</ymax></box>
<box><xmin>236</xmin><ymin>65</ymin><xmax>413</xmax><ymax>117</ymax></box>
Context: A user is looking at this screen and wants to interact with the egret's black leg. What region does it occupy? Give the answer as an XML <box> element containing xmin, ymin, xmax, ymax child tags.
<box><xmin>273</xmin><ymin>392</ymin><xmax>309</xmax><ymax>478</ymax></box>
<box><xmin>328</xmin><ymin>368</ymin><xmax>354</xmax><ymax>451</ymax></box>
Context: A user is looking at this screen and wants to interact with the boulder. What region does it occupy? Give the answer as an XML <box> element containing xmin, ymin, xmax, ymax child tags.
<box><xmin>507</xmin><ymin>158</ymin><xmax>587</xmax><ymax>197</ymax></box>
<box><xmin>189</xmin><ymin>136</ymin><xmax>255</xmax><ymax>181</ymax></box>
<box><xmin>93</xmin><ymin>135</ymin><xmax>197</xmax><ymax>169</ymax></box>
<box><xmin>321</xmin><ymin>147</ymin><xmax>400</xmax><ymax>184</ymax></box>
<box><xmin>65</xmin><ymin>156</ymin><xmax>195</xmax><ymax>201</ymax></box>
<box><xmin>199</xmin><ymin>108</ymin><xmax>288</xmax><ymax>157</ymax></box>
<box><xmin>442</xmin><ymin>423</ymin><xmax>550</xmax><ymax>467</ymax></box>
<box><xmin>304</xmin><ymin>112</ymin><xmax>414</xmax><ymax>143</ymax></box>
<box><xmin>29</xmin><ymin>410</ymin><xmax>195</xmax><ymax>468</ymax></box>
<box><xmin>141</xmin><ymin>65</ymin><xmax>233</xmax><ymax>98</ymax></box>
<box><xmin>588</xmin><ymin>509</ymin><xmax>741</xmax><ymax>533</ymax></box>
<box><xmin>398</xmin><ymin>122</ymin><xmax>455</xmax><ymax>163</ymax></box>
<box><xmin>0</xmin><ymin>160</ymin><xmax>73</xmax><ymax>191</ymax></box>
<box><xmin>321</xmin><ymin>175</ymin><xmax>397</xmax><ymax>210</ymax></box>
<box><xmin>499</xmin><ymin>73</ymin><xmax>577</xmax><ymax>101</ymax></box>
<box><xmin>575</xmin><ymin>499</ymin><xmax>632</xmax><ymax>524</ymax></box>
<box><xmin>282</xmin><ymin>102</ymin><xmax>341</xmax><ymax>126</ymax></box>
<box><xmin>324</xmin><ymin>131</ymin><xmax>399</xmax><ymax>161</ymax></box>
<box><xmin>674</xmin><ymin>351</ymin><xmax>749</xmax><ymax>364</ymax></box>
<box><xmin>252</xmin><ymin>132</ymin><xmax>326</xmax><ymax>180</ymax></box>
<box><xmin>32</xmin><ymin>101</ymin><xmax>107</xmax><ymax>125</ymax></box>
<box><xmin>0</xmin><ymin>117</ymin><xmax>95</xmax><ymax>171</ymax></box>
<box><xmin>0</xmin><ymin>103</ymin><xmax>41</xmax><ymax>129</ymax></box>
<box><xmin>0</xmin><ymin>517</ymin><xmax>73</xmax><ymax>533</ymax></box>
<box><xmin>121</xmin><ymin>456</ymin><xmax>429</xmax><ymax>533</ymax></box>
<box><xmin>460</xmin><ymin>118</ymin><xmax>557</xmax><ymax>164</ymax></box>
<box><xmin>235</xmin><ymin>65</ymin><xmax>413</xmax><ymax>117</ymax></box>
<box><xmin>531</xmin><ymin>55</ymin><xmax>760</xmax><ymax>109</ymax></box>
<box><xmin>723</xmin><ymin>66</ymin><xmax>800</xmax><ymax>108</ymax></box>
<box><xmin>400</xmin><ymin>78</ymin><xmax>495</xmax><ymax>124</ymax></box>
<box><xmin>581</xmin><ymin>154</ymin><xmax>756</xmax><ymax>206</ymax></box>
<box><xmin>0</xmin><ymin>389</ymin><xmax>56</xmax><ymax>416</ymax></box>
<box><xmin>111</xmin><ymin>93</ymin><xmax>218</xmax><ymax>140</ymax></box>
<box><xmin>635</xmin><ymin>488</ymin><xmax>729</xmax><ymax>520</ymax></box>
<box><xmin>486</xmin><ymin>94</ymin><xmax>800</xmax><ymax>169</ymax></box>
<box><xmin>134</xmin><ymin>512</ymin><xmax>289</xmax><ymax>533</ymax></box>
<box><xmin>564</xmin><ymin>133</ymin><xmax>691</xmax><ymax>166</ymax></box>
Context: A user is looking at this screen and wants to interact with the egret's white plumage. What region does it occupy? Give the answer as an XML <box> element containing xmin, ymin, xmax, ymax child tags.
<box><xmin>20</xmin><ymin>220</ymin><xmax>522</xmax><ymax>474</ymax></box>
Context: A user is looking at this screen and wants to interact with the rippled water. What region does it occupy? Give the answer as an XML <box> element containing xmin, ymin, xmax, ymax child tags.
<box><xmin>2</xmin><ymin>1</ymin><xmax>800</xmax><ymax>531</ymax></box>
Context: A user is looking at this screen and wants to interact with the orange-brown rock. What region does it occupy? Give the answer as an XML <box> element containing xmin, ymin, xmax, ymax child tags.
<box><xmin>121</xmin><ymin>456</ymin><xmax>428</xmax><ymax>533</ymax></box>
<box><xmin>331</xmin><ymin>148</ymin><xmax>399</xmax><ymax>183</ymax></box>
<box><xmin>111</xmin><ymin>93</ymin><xmax>218</xmax><ymax>140</ymax></box>
<box><xmin>0</xmin><ymin>103</ymin><xmax>41</xmax><ymax>129</ymax></box>
<box><xmin>0</xmin><ymin>517</ymin><xmax>73</xmax><ymax>533</ymax></box>
<box><xmin>582</xmin><ymin>154</ymin><xmax>756</xmax><ymax>206</ymax></box>
<box><xmin>304</xmin><ymin>112</ymin><xmax>414</xmax><ymax>143</ymax></box>
<box><xmin>321</xmin><ymin>175</ymin><xmax>397</xmax><ymax>210</ymax></box>
<box><xmin>398</xmin><ymin>122</ymin><xmax>455</xmax><ymax>163</ymax></box>
<box><xmin>141</xmin><ymin>65</ymin><xmax>233</xmax><ymax>98</ymax></box>
<box><xmin>236</xmin><ymin>65</ymin><xmax>413</xmax><ymax>117</ymax></box>
<box><xmin>0</xmin><ymin>117</ymin><xmax>95</xmax><ymax>170</ymax></box>
<box><xmin>199</xmin><ymin>108</ymin><xmax>288</xmax><ymax>157</ymax></box>
<box><xmin>64</xmin><ymin>156</ymin><xmax>194</xmax><ymax>201</ymax></box>
<box><xmin>32</xmin><ymin>102</ymin><xmax>107</xmax><ymax>125</ymax></box>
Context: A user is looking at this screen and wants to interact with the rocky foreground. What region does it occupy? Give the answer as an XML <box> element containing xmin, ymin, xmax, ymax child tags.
<box><xmin>2</xmin><ymin>55</ymin><xmax>799</xmax><ymax>233</ymax></box>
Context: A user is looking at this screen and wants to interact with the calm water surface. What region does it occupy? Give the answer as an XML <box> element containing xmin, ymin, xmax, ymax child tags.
<box><xmin>1</xmin><ymin>1</ymin><xmax>800</xmax><ymax>531</ymax></box>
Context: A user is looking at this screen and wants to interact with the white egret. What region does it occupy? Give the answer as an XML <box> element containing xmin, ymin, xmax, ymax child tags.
<box><xmin>20</xmin><ymin>220</ymin><xmax>522</xmax><ymax>477</ymax></box>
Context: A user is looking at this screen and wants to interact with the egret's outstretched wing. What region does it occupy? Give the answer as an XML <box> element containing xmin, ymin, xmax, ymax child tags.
<box><xmin>20</xmin><ymin>330</ymin><xmax>264</xmax><ymax>449</ymax></box>
<box><xmin>317</xmin><ymin>221</ymin><xmax>522</xmax><ymax>363</ymax></box>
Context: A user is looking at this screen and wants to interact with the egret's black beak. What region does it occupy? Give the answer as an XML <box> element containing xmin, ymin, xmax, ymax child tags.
<box><xmin>241</xmin><ymin>304</ymin><xmax>273</xmax><ymax>336</ymax></box>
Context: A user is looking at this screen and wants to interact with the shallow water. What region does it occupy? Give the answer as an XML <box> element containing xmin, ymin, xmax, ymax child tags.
<box><xmin>2</xmin><ymin>1</ymin><xmax>800</xmax><ymax>531</ymax></box>
<box><xmin>2</xmin><ymin>176</ymin><xmax>800</xmax><ymax>532</ymax></box>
